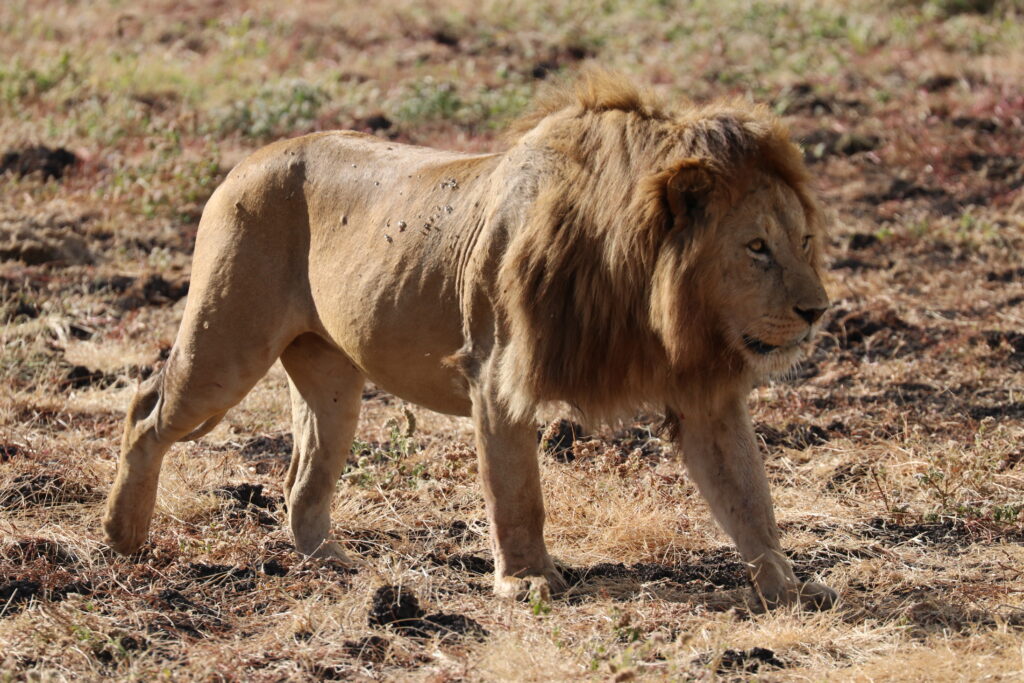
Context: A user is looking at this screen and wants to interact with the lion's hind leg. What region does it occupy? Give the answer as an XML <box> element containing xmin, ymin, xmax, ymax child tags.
<box><xmin>103</xmin><ymin>334</ymin><xmax>285</xmax><ymax>554</ymax></box>
<box><xmin>280</xmin><ymin>333</ymin><xmax>365</xmax><ymax>564</ymax></box>
<box><xmin>103</xmin><ymin>269</ymin><xmax>297</xmax><ymax>554</ymax></box>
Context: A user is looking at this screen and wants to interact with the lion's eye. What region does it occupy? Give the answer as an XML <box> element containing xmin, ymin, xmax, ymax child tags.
<box><xmin>747</xmin><ymin>238</ymin><xmax>769</xmax><ymax>256</ymax></box>
<box><xmin>802</xmin><ymin>235</ymin><xmax>813</xmax><ymax>250</ymax></box>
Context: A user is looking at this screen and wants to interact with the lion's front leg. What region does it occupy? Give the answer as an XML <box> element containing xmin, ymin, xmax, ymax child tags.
<box><xmin>678</xmin><ymin>395</ymin><xmax>836</xmax><ymax>611</ymax></box>
<box><xmin>471</xmin><ymin>384</ymin><xmax>565</xmax><ymax>601</ymax></box>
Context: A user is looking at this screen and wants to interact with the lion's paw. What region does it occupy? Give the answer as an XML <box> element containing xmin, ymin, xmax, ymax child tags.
<box><xmin>748</xmin><ymin>581</ymin><xmax>838</xmax><ymax>612</ymax></box>
<box><xmin>309</xmin><ymin>541</ymin><xmax>364</xmax><ymax>568</ymax></box>
<box><xmin>494</xmin><ymin>568</ymin><xmax>567</xmax><ymax>602</ymax></box>
<box><xmin>796</xmin><ymin>581</ymin><xmax>837</xmax><ymax>611</ymax></box>
<box><xmin>102</xmin><ymin>514</ymin><xmax>148</xmax><ymax>555</ymax></box>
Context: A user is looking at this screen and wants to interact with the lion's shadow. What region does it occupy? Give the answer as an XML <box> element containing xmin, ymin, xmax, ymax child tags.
<box><xmin>433</xmin><ymin>545</ymin><xmax>864</xmax><ymax>611</ymax></box>
<box><xmin>557</xmin><ymin>549</ymin><xmax>750</xmax><ymax>607</ymax></box>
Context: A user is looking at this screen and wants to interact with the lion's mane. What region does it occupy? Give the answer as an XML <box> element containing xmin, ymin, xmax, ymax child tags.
<box><xmin>494</xmin><ymin>70</ymin><xmax>825</xmax><ymax>421</ymax></box>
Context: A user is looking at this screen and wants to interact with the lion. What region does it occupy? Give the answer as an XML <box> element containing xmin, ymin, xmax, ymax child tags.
<box><xmin>103</xmin><ymin>70</ymin><xmax>835</xmax><ymax>610</ymax></box>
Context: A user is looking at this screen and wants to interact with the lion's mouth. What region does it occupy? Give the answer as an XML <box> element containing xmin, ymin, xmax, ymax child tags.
<box><xmin>742</xmin><ymin>336</ymin><xmax>780</xmax><ymax>355</ymax></box>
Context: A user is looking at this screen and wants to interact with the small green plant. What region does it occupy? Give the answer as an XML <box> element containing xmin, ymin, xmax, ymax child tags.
<box><xmin>530</xmin><ymin>589</ymin><xmax>552</xmax><ymax>615</ymax></box>
<box><xmin>0</xmin><ymin>51</ymin><xmax>76</xmax><ymax>103</ymax></box>
<box><xmin>992</xmin><ymin>503</ymin><xmax>1024</xmax><ymax>523</ymax></box>
<box><xmin>392</xmin><ymin>78</ymin><xmax>532</xmax><ymax>130</ymax></box>
<box><xmin>211</xmin><ymin>79</ymin><xmax>328</xmax><ymax>138</ymax></box>
<box><xmin>395</xmin><ymin>78</ymin><xmax>463</xmax><ymax>123</ymax></box>
<box><xmin>343</xmin><ymin>410</ymin><xmax>426</xmax><ymax>489</ymax></box>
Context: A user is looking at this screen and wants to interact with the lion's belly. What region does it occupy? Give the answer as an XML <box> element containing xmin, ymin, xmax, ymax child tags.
<box><xmin>309</xmin><ymin>244</ymin><xmax>473</xmax><ymax>418</ymax></box>
<box><xmin>332</xmin><ymin>322</ymin><xmax>472</xmax><ymax>418</ymax></box>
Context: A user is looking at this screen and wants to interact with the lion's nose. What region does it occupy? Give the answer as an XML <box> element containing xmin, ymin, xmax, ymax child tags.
<box><xmin>794</xmin><ymin>305</ymin><xmax>826</xmax><ymax>325</ymax></box>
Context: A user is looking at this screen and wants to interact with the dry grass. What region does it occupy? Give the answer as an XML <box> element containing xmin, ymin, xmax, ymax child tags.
<box><xmin>2</xmin><ymin>0</ymin><xmax>1024</xmax><ymax>680</ymax></box>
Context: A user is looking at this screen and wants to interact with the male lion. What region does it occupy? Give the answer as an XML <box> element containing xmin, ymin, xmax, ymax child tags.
<box><xmin>104</xmin><ymin>71</ymin><xmax>835</xmax><ymax>610</ymax></box>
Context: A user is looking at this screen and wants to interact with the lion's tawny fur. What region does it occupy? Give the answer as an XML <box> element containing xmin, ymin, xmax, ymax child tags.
<box><xmin>103</xmin><ymin>69</ymin><xmax>836</xmax><ymax>609</ymax></box>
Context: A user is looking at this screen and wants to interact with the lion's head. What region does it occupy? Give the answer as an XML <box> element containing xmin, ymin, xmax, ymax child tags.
<box><xmin>496</xmin><ymin>70</ymin><xmax>829</xmax><ymax>421</ymax></box>
<box><xmin>652</xmin><ymin>159</ymin><xmax>829</xmax><ymax>380</ymax></box>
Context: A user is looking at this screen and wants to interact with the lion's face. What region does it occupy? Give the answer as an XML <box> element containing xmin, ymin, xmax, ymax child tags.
<box><xmin>709</xmin><ymin>173</ymin><xmax>829</xmax><ymax>374</ymax></box>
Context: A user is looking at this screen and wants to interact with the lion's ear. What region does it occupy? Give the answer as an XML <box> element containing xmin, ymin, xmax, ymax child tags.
<box><xmin>665</xmin><ymin>157</ymin><xmax>717</xmax><ymax>224</ymax></box>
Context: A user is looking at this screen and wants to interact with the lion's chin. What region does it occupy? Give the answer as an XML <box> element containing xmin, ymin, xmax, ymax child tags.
<box><xmin>738</xmin><ymin>335</ymin><xmax>807</xmax><ymax>376</ymax></box>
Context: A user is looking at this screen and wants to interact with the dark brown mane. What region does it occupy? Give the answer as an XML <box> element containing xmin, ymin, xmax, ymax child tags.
<box><xmin>495</xmin><ymin>70</ymin><xmax>824</xmax><ymax>421</ymax></box>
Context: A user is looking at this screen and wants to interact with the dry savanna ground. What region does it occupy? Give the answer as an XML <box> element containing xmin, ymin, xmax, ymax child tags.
<box><xmin>2</xmin><ymin>0</ymin><xmax>1024</xmax><ymax>680</ymax></box>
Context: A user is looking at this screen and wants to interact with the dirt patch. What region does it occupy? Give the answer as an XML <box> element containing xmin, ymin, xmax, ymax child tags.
<box><xmin>802</xmin><ymin>129</ymin><xmax>879</xmax><ymax>162</ymax></box>
<box><xmin>855</xmin><ymin>382</ymin><xmax>970</xmax><ymax>423</ymax></box>
<box><xmin>429</xmin><ymin>552</ymin><xmax>494</xmax><ymax>575</ymax></box>
<box><xmin>539</xmin><ymin>418</ymin><xmax>586</xmax><ymax>462</ymax></box>
<box><xmin>212</xmin><ymin>483</ymin><xmax>280</xmax><ymax>526</ymax></box>
<box><xmin>695</xmin><ymin>647</ymin><xmax>785</xmax><ymax>674</ymax></box>
<box><xmin>237</xmin><ymin>434</ymin><xmax>293</xmax><ymax>475</ymax></box>
<box><xmin>823</xmin><ymin>308</ymin><xmax>939</xmax><ymax>360</ymax></box>
<box><xmin>777</xmin><ymin>83</ymin><xmax>863</xmax><ymax>116</ymax></box>
<box><xmin>343</xmin><ymin>634</ymin><xmax>390</xmax><ymax>663</ymax></box>
<box><xmin>183</xmin><ymin>563</ymin><xmax>258</xmax><ymax>592</ymax></box>
<box><xmin>0</xmin><ymin>473</ymin><xmax>96</xmax><ymax>508</ymax></box>
<box><xmin>90</xmin><ymin>634</ymin><xmax>147</xmax><ymax>666</ymax></box>
<box><xmin>756</xmin><ymin>422</ymin><xmax>836</xmax><ymax>451</ymax></box>
<box><xmin>967</xmin><ymin>401</ymin><xmax>1024</xmax><ymax>420</ymax></box>
<box><xmin>868</xmin><ymin>178</ymin><xmax>951</xmax><ymax>203</ymax></box>
<box><xmin>825</xmin><ymin>461</ymin><xmax>872</xmax><ymax>490</ymax></box>
<box><xmin>213</xmin><ymin>483</ymin><xmax>278</xmax><ymax>510</ymax></box>
<box><xmin>921</xmin><ymin>73</ymin><xmax>958</xmax><ymax>92</ymax></box>
<box><xmin>848</xmin><ymin>232</ymin><xmax>880</xmax><ymax>250</ymax></box>
<box><xmin>0</xmin><ymin>443</ymin><xmax>22</xmax><ymax>462</ymax></box>
<box><xmin>145</xmin><ymin>587</ymin><xmax>230</xmax><ymax>638</ymax></box>
<box><xmin>980</xmin><ymin>330</ymin><xmax>1024</xmax><ymax>368</ymax></box>
<box><xmin>307</xmin><ymin>663</ymin><xmax>350</xmax><ymax>681</ymax></box>
<box><xmin>345</xmin><ymin>528</ymin><xmax>402</xmax><ymax>556</ymax></box>
<box><xmin>368</xmin><ymin>585</ymin><xmax>487</xmax><ymax>640</ymax></box>
<box><xmin>0</xmin><ymin>145</ymin><xmax>78</xmax><ymax>180</ymax></box>
<box><xmin>608</xmin><ymin>424</ymin><xmax>666</xmax><ymax>459</ymax></box>
<box><xmin>260</xmin><ymin>559</ymin><xmax>288</xmax><ymax>577</ymax></box>
<box><xmin>952</xmin><ymin>115</ymin><xmax>1000</xmax><ymax>133</ymax></box>
<box><xmin>564</xmin><ymin>549</ymin><xmax>749</xmax><ymax>592</ymax></box>
<box><xmin>858</xmin><ymin>518</ymin><xmax>986</xmax><ymax>547</ymax></box>
<box><xmin>4</xmin><ymin>538</ymin><xmax>79</xmax><ymax>566</ymax></box>
<box><xmin>789</xmin><ymin>544</ymin><xmax>880</xmax><ymax>576</ymax></box>
<box><xmin>2</xmin><ymin>295</ymin><xmax>40</xmax><ymax>322</ymax></box>
<box><xmin>0</xmin><ymin>216</ymin><xmax>92</xmax><ymax>265</ymax></box>
<box><xmin>986</xmin><ymin>266</ymin><xmax>1024</xmax><ymax>282</ymax></box>
<box><xmin>105</xmin><ymin>274</ymin><xmax>190</xmax><ymax>310</ymax></box>
<box><xmin>361</xmin><ymin>386</ymin><xmax>393</xmax><ymax>404</ymax></box>
<box><xmin>368</xmin><ymin>585</ymin><xmax>428</xmax><ymax>629</ymax></box>
<box><xmin>999</xmin><ymin>451</ymin><xmax>1024</xmax><ymax>472</ymax></box>
<box><xmin>0</xmin><ymin>579</ymin><xmax>41</xmax><ymax>615</ymax></box>
<box><xmin>829</xmin><ymin>256</ymin><xmax>887</xmax><ymax>272</ymax></box>
<box><xmin>439</xmin><ymin>519</ymin><xmax>474</xmax><ymax>542</ymax></box>
<box><xmin>61</xmin><ymin>364</ymin><xmax>117</xmax><ymax>390</ymax></box>
<box><xmin>239</xmin><ymin>434</ymin><xmax>293</xmax><ymax>459</ymax></box>
<box><xmin>184</xmin><ymin>560</ymin><xmax>288</xmax><ymax>583</ymax></box>
<box><xmin>958</xmin><ymin>153</ymin><xmax>1023</xmax><ymax>187</ymax></box>
<box><xmin>355</xmin><ymin>113</ymin><xmax>393</xmax><ymax>132</ymax></box>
